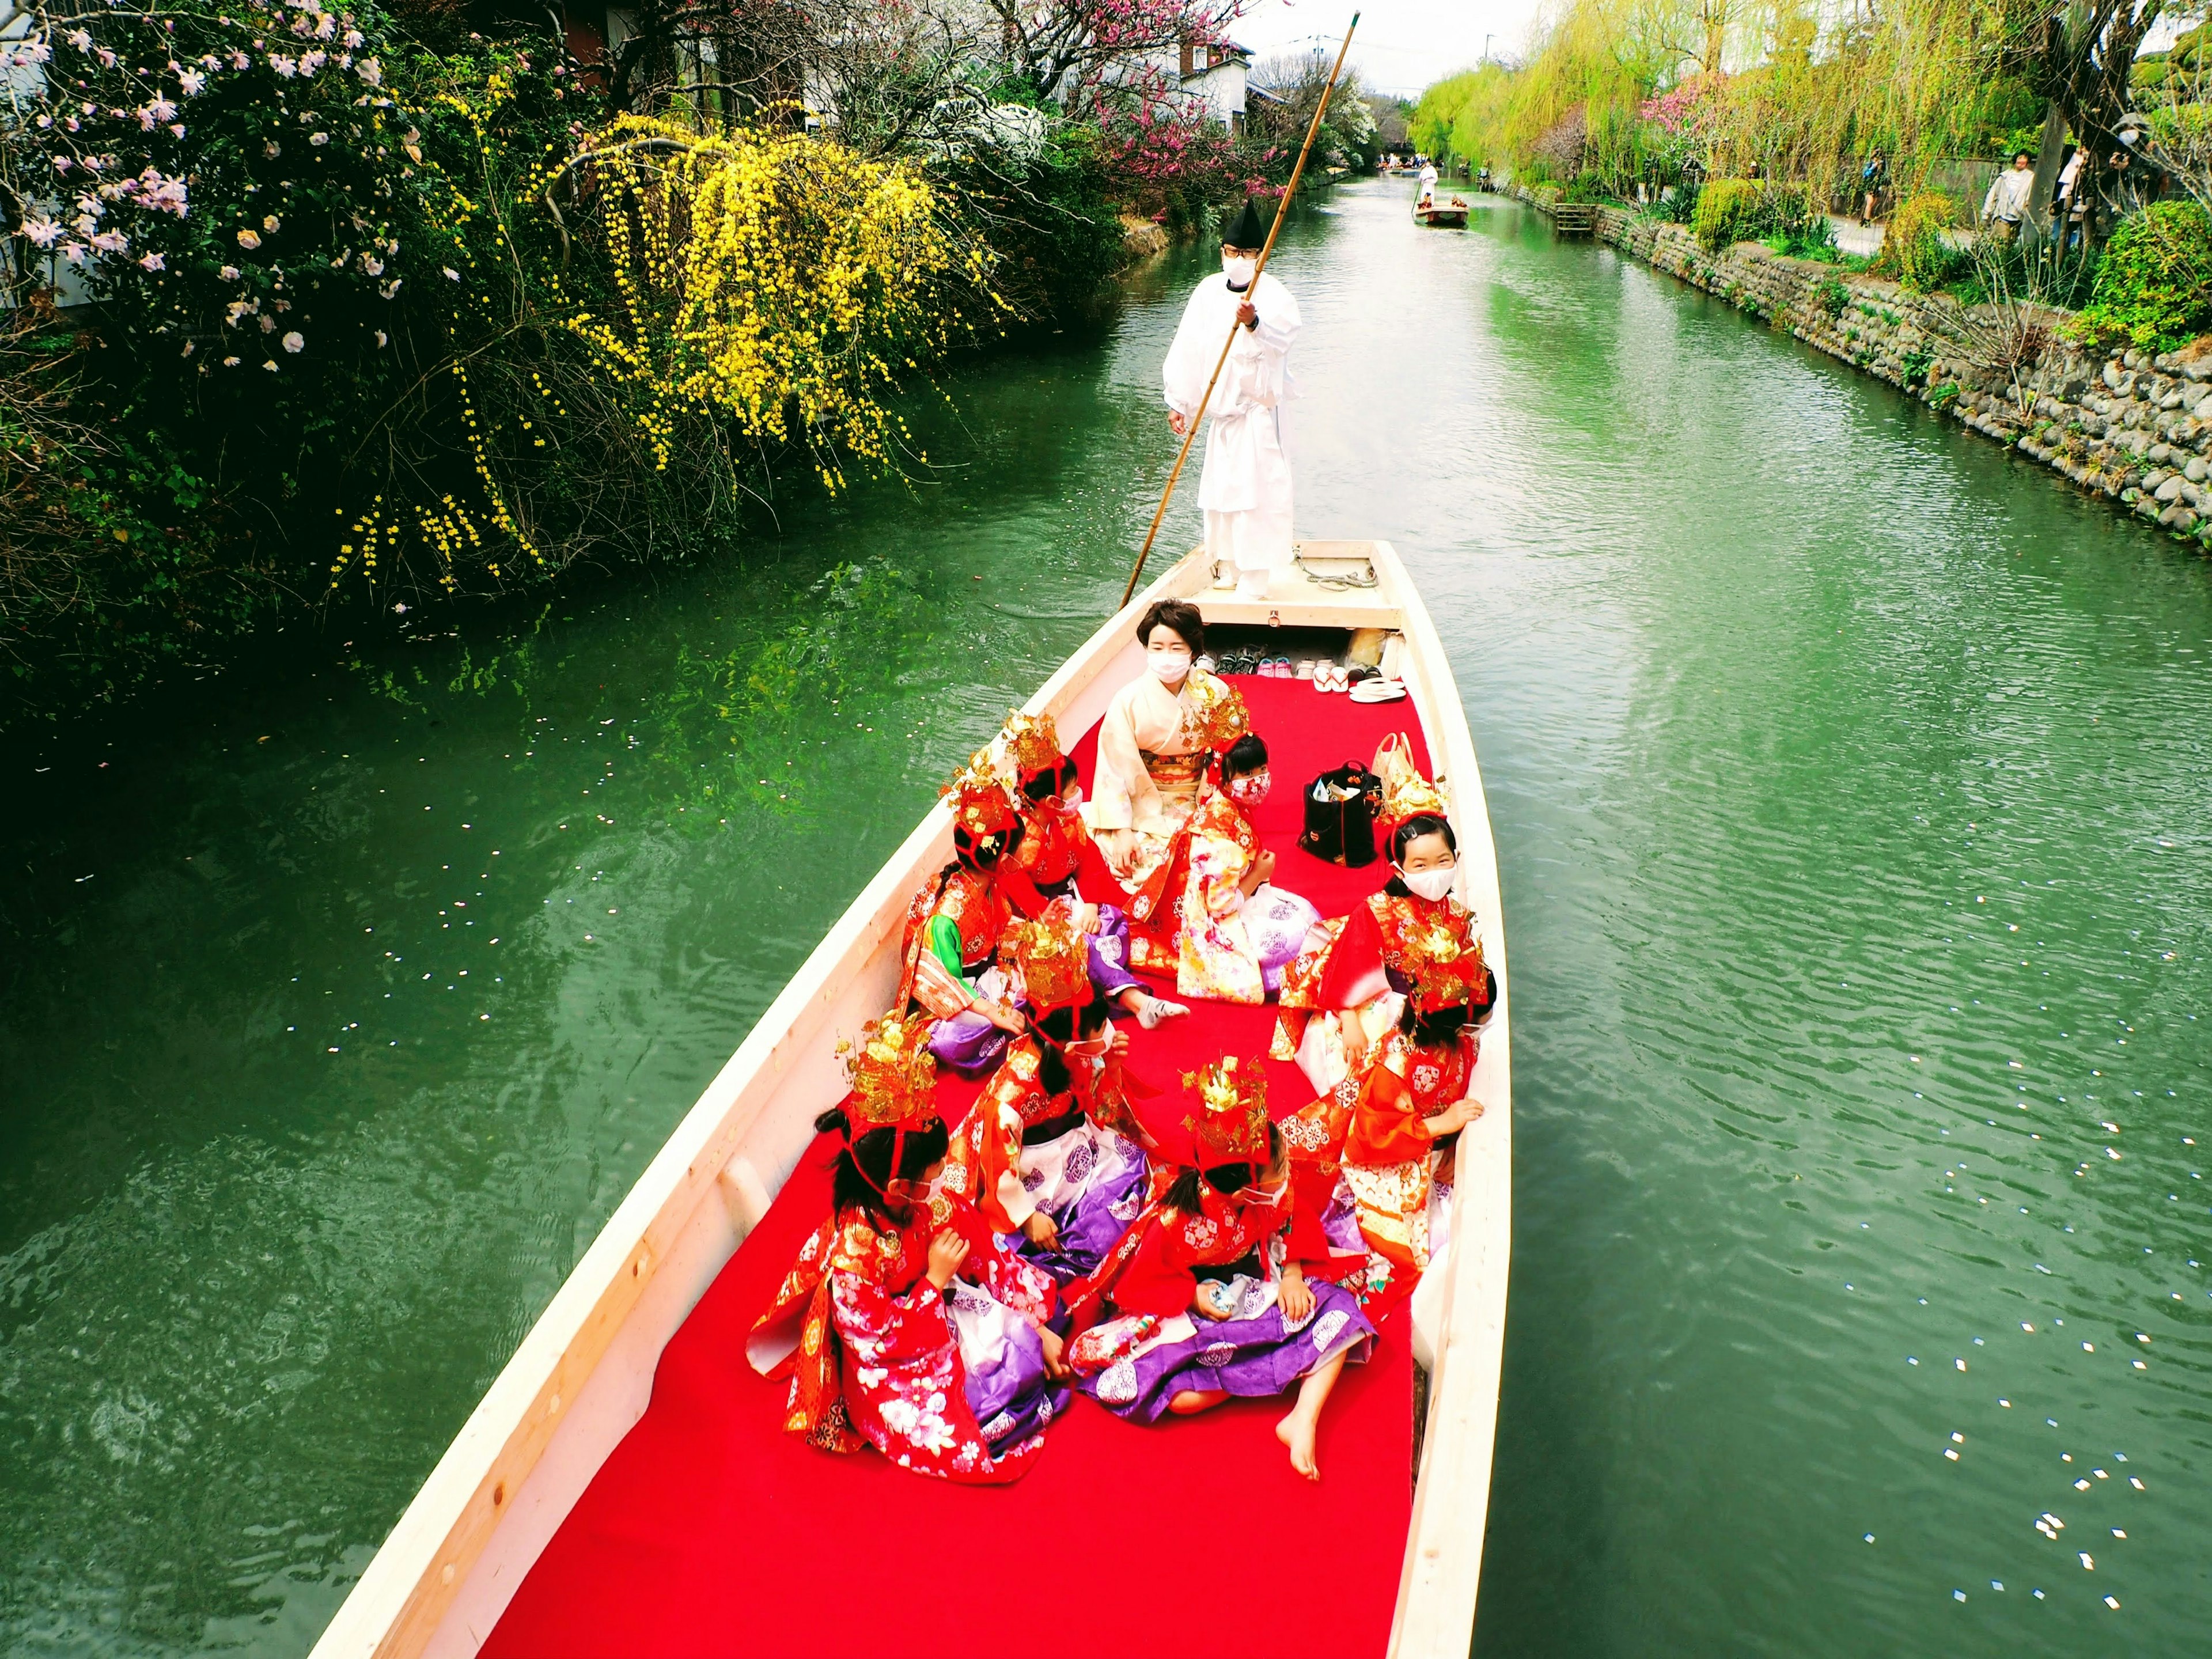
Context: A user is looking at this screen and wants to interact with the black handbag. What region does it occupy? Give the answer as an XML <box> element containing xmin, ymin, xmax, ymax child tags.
<box><xmin>1298</xmin><ymin>762</ymin><xmax>1382</xmax><ymax>866</ymax></box>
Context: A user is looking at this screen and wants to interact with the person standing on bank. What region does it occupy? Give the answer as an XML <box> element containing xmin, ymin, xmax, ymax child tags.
<box><xmin>1981</xmin><ymin>151</ymin><xmax>2035</xmax><ymax>242</ymax></box>
<box><xmin>1162</xmin><ymin>197</ymin><xmax>1302</xmax><ymax>602</ymax></box>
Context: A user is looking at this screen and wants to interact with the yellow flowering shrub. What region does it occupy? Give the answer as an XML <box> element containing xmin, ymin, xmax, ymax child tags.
<box><xmin>556</xmin><ymin>115</ymin><xmax>995</xmax><ymax>490</ymax></box>
<box><xmin>332</xmin><ymin>96</ymin><xmax>999</xmax><ymax>598</ymax></box>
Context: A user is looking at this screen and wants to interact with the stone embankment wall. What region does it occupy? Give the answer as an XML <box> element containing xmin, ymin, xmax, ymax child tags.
<box><xmin>1517</xmin><ymin>187</ymin><xmax>2212</xmax><ymax>545</ymax></box>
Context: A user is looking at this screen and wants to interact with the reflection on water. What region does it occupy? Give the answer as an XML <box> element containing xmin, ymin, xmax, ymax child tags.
<box><xmin>4</xmin><ymin>184</ymin><xmax>2211</xmax><ymax>1658</ymax></box>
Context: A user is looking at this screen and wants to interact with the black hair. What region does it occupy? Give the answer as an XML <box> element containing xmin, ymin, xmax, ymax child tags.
<box><xmin>1031</xmin><ymin>994</ymin><xmax>1111</xmax><ymax>1094</ymax></box>
<box><xmin>1136</xmin><ymin>598</ymin><xmax>1205</xmax><ymax>657</ymax></box>
<box><xmin>1382</xmin><ymin>813</ymin><xmax>1458</xmax><ymax>898</ymax></box>
<box><xmin>1021</xmin><ymin>757</ymin><xmax>1080</xmax><ymax>802</ymax></box>
<box><xmin>954</xmin><ymin>820</ymin><xmax>1023</xmax><ymax>870</ymax></box>
<box><xmin>1220</xmin><ymin>733</ymin><xmax>1268</xmax><ymax>781</ymax></box>
<box><xmin>1399</xmin><ymin>1000</ymin><xmax>1476</xmax><ymax>1043</ymax></box>
<box><xmin>1161</xmin><ymin>1121</ymin><xmax>1285</xmax><ymax>1214</ymax></box>
<box><xmin>813</xmin><ymin>1105</ymin><xmax>949</xmax><ymax>1227</ymax></box>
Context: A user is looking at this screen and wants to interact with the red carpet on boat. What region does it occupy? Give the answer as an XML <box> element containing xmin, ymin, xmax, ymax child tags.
<box><xmin>484</xmin><ymin>676</ymin><xmax>1433</xmax><ymax>1659</ymax></box>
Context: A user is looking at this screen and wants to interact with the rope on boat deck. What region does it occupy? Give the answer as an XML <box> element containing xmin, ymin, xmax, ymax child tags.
<box><xmin>1294</xmin><ymin>555</ymin><xmax>1379</xmax><ymax>590</ymax></box>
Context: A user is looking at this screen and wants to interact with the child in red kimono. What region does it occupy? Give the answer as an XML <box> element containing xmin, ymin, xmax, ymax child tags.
<box><xmin>952</xmin><ymin>914</ymin><xmax>1155</xmax><ymax>1283</ymax></box>
<box><xmin>1274</xmin><ymin>812</ymin><xmax>1495</xmax><ymax>1301</ymax></box>
<box><xmin>748</xmin><ymin>1013</ymin><xmax>1069</xmax><ymax>1483</ymax></box>
<box><xmin>998</xmin><ymin>707</ymin><xmax>1190</xmax><ymax>1033</ymax></box>
<box><xmin>900</xmin><ymin>753</ymin><xmax>1030</xmax><ymax>1076</ymax></box>
<box><xmin>1063</xmin><ymin>1056</ymin><xmax>1377</xmax><ymax>1482</ymax></box>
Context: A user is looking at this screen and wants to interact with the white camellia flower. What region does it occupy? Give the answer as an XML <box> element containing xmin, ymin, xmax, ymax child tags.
<box><xmin>282</xmin><ymin>331</ymin><xmax>304</xmax><ymax>353</ymax></box>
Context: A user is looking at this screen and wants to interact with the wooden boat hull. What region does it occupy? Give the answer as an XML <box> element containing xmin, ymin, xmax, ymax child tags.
<box><xmin>309</xmin><ymin>541</ymin><xmax>1512</xmax><ymax>1659</ymax></box>
<box><xmin>1415</xmin><ymin>206</ymin><xmax>1469</xmax><ymax>228</ymax></box>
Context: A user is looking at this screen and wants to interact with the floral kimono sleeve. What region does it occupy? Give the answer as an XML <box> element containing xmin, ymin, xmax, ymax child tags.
<box><xmin>1176</xmin><ymin>824</ymin><xmax>1266</xmax><ymax>1005</ymax></box>
<box><xmin>828</xmin><ymin>1240</ymin><xmax>954</xmax><ymax>1372</ymax></box>
<box><xmin>957</xmin><ymin>1225</ymin><xmax>1060</xmax><ymax>1328</ymax></box>
<box><xmin>968</xmin><ymin>1050</ymin><xmax>1043</xmax><ymax>1234</ymax></box>
<box><xmin>1344</xmin><ymin>1039</ymin><xmax>1437</xmax><ymax>1169</ymax></box>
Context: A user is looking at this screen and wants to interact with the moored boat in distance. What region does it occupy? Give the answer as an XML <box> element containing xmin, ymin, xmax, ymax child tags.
<box><xmin>309</xmin><ymin>541</ymin><xmax>1512</xmax><ymax>1659</ymax></box>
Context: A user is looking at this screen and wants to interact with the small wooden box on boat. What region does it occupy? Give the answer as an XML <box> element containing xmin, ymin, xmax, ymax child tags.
<box><xmin>310</xmin><ymin>541</ymin><xmax>1512</xmax><ymax>1659</ymax></box>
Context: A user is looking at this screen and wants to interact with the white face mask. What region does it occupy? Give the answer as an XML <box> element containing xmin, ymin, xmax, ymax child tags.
<box><xmin>1222</xmin><ymin>255</ymin><xmax>1256</xmax><ymax>287</ymax></box>
<box><xmin>1148</xmin><ymin>648</ymin><xmax>1192</xmax><ymax>683</ymax></box>
<box><xmin>1067</xmin><ymin>1017</ymin><xmax>1113</xmax><ymax>1062</ymax></box>
<box><xmin>1397</xmin><ymin>863</ymin><xmax>1457</xmax><ymax>902</ymax></box>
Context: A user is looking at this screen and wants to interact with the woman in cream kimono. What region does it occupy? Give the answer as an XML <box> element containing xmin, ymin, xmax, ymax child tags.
<box><xmin>1086</xmin><ymin>598</ymin><xmax>1249</xmax><ymax>894</ymax></box>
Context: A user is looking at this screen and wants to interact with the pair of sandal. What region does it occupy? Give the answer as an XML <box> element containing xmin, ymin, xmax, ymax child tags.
<box><xmin>1218</xmin><ymin>650</ymin><xmax>1294</xmax><ymax>677</ymax></box>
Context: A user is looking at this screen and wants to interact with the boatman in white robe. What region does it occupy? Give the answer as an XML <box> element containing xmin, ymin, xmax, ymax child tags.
<box><xmin>1163</xmin><ymin>196</ymin><xmax>1301</xmax><ymax>601</ymax></box>
<box><xmin>1417</xmin><ymin>160</ymin><xmax>1438</xmax><ymax>209</ymax></box>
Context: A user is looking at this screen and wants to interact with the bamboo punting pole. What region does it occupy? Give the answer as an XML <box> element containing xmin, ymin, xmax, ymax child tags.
<box><xmin>1116</xmin><ymin>11</ymin><xmax>1361</xmax><ymax>612</ymax></box>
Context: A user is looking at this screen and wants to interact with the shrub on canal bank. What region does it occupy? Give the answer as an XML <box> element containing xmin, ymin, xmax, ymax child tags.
<box><xmin>1873</xmin><ymin>194</ymin><xmax>1969</xmax><ymax>293</ymax></box>
<box><xmin>2071</xmin><ymin>202</ymin><xmax>2212</xmax><ymax>353</ymax></box>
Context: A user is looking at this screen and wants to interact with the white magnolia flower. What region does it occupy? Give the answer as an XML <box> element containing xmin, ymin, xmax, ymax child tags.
<box><xmin>271</xmin><ymin>54</ymin><xmax>297</xmax><ymax>76</ymax></box>
<box><xmin>23</xmin><ymin>217</ymin><xmax>63</xmax><ymax>248</ymax></box>
<box><xmin>178</xmin><ymin>69</ymin><xmax>206</xmax><ymax>96</ymax></box>
<box><xmin>442</xmin><ymin>266</ymin><xmax>460</xmax><ymax>281</ymax></box>
<box><xmin>66</xmin><ymin>28</ymin><xmax>92</xmax><ymax>50</ymax></box>
<box><xmin>223</xmin><ymin>355</ymin><xmax>240</xmax><ymax>366</ymax></box>
<box><xmin>88</xmin><ymin>230</ymin><xmax>128</xmax><ymax>254</ymax></box>
<box><xmin>138</xmin><ymin>251</ymin><xmax>165</xmax><ymax>271</ymax></box>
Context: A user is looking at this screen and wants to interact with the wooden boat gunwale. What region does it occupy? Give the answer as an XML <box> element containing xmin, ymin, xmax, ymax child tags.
<box><xmin>309</xmin><ymin>541</ymin><xmax>1511</xmax><ymax>1659</ymax></box>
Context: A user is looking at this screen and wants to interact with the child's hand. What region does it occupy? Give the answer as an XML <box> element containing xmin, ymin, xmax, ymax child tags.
<box><xmin>1023</xmin><ymin>1211</ymin><xmax>1060</xmax><ymax>1249</ymax></box>
<box><xmin>1038</xmin><ymin>1325</ymin><xmax>1070</xmax><ymax>1379</ymax></box>
<box><xmin>926</xmin><ymin>1229</ymin><xmax>971</xmax><ymax>1290</ymax></box>
<box><xmin>1109</xmin><ymin>1027</ymin><xmax>1131</xmax><ymax>1060</ymax></box>
<box><xmin>1428</xmin><ymin>1094</ymin><xmax>1487</xmax><ymax>1137</ymax></box>
<box><xmin>1193</xmin><ymin>1279</ymin><xmax>1238</xmax><ymax>1321</ymax></box>
<box><xmin>1278</xmin><ymin>1267</ymin><xmax>1315</xmax><ymax>1324</ymax></box>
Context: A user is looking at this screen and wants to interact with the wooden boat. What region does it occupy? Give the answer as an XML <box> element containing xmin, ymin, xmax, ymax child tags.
<box><xmin>308</xmin><ymin>540</ymin><xmax>1512</xmax><ymax>1659</ymax></box>
<box><xmin>1415</xmin><ymin>199</ymin><xmax>1471</xmax><ymax>228</ymax></box>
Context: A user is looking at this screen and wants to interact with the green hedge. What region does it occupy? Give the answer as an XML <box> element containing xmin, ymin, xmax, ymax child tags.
<box><xmin>1874</xmin><ymin>193</ymin><xmax>1966</xmax><ymax>292</ymax></box>
<box><xmin>2074</xmin><ymin>202</ymin><xmax>2212</xmax><ymax>353</ymax></box>
<box><xmin>1692</xmin><ymin>179</ymin><xmax>1763</xmax><ymax>251</ymax></box>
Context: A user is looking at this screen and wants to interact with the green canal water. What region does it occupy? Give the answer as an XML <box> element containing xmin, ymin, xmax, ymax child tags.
<box><xmin>5</xmin><ymin>181</ymin><xmax>2211</xmax><ymax>1657</ymax></box>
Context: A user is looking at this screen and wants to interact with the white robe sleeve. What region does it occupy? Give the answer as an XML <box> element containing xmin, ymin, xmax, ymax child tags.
<box><xmin>1163</xmin><ymin>279</ymin><xmax>1222</xmax><ymax>421</ymax></box>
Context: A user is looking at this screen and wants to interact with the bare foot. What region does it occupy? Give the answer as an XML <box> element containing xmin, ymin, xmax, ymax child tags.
<box><xmin>1168</xmin><ymin>1388</ymin><xmax>1227</xmax><ymax>1416</ymax></box>
<box><xmin>1277</xmin><ymin>1410</ymin><xmax>1321</xmax><ymax>1480</ymax></box>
